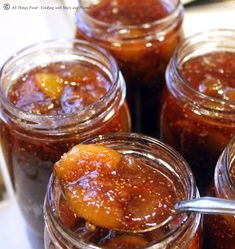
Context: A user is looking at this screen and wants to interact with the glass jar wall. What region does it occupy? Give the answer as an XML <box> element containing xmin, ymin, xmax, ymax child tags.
<box><xmin>204</xmin><ymin>138</ymin><xmax>235</xmax><ymax>249</ymax></box>
<box><xmin>160</xmin><ymin>30</ymin><xmax>235</xmax><ymax>193</ymax></box>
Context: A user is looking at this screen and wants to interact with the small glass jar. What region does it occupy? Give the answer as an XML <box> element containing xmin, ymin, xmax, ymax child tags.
<box><xmin>204</xmin><ymin>138</ymin><xmax>235</xmax><ymax>249</ymax></box>
<box><xmin>75</xmin><ymin>0</ymin><xmax>184</xmax><ymax>136</ymax></box>
<box><xmin>160</xmin><ymin>30</ymin><xmax>235</xmax><ymax>193</ymax></box>
<box><xmin>0</xmin><ymin>39</ymin><xmax>130</xmax><ymax>239</ymax></box>
<box><xmin>44</xmin><ymin>133</ymin><xmax>202</xmax><ymax>249</ymax></box>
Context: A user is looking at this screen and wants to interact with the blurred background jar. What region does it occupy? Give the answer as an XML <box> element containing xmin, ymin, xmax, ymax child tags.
<box><xmin>160</xmin><ymin>30</ymin><xmax>235</xmax><ymax>193</ymax></box>
<box><xmin>44</xmin><ymin>133</ymin><xmax>202</xmax><ymax>249</ymax></box>
<box><xmin>75</xmin><ymin>0</ymin><xmax>184</xmax><ymax>136</ymax></box>
<box><xmin>204</xmin><ymin>138</ymin><xmax>235</xmax><ymax>249</ymax></box>
<box><xmin>0</xmin><ymin>39</ymin><xmax>130</xmax><ymax>242</ymax></box>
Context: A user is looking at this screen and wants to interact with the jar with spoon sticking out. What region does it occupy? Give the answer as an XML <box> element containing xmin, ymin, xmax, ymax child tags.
<box><xmin>44</xmin><ymin>133</ymin><xmax>202</xmax><ymax>249</ymax></box>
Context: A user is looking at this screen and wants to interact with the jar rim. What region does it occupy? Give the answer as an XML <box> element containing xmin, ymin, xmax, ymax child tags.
<box><xmin>44</xmin><ymin>133</ymin><xmax>201</xmax><ymax>248</ymax></box>
<box><xmin>0</xmin><ymin>38</ymin><xmax>123</xmax><ymax>129</ymax></box>
<box><xmin>78</xmin><ymin>0</ymin><xmax>182</xmax><ymax>29</ymax></box>
<box><xmin>76</xmin><ymin>0</ymin><xmax>183</xmax><ymax>42</ymax></box>
<box><xmin>168</xmin><ymin>29</ymin><xmax>235</xmax><ymax>115</ymax></box>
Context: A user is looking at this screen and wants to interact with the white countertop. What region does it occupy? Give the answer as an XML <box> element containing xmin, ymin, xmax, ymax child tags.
<box><xmin>0</xmin><ymin>1</ymin><xmax>235</xmax><ymax>248</ymax></box>
<box><xmin>184</xmin><ymin>1</ymin><xmax>235</xmax><ymax>35</ymax></box>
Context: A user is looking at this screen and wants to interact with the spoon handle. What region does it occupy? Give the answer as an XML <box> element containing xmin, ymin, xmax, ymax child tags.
<box><xmin>175</xmin><ymin>197</ymin><xmax>235</xmax><ymax>215</ymax></box>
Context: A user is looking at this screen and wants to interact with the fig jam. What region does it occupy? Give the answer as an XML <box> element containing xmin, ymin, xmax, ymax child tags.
<box><xmin>86</xmin><ymin>0</ymin><xmax>171</xmax><ymax>25</ymax></box>
<box><xmin>44</xmin><ymin>134</ymin><xmax>202</xmax><ymax>249</ymax></box>
<box><xmin>180</xmin><ymin>52</ymin><xmax>235</xmax><ymax>101</ymax></box>
<box><xmin>0</xmin><ymin>40</ymin><xmax>130</xmax><ymax>239</ymax></box>
<box><xmin>161</xmin><ymin>32</ymin><xmax>235</xmax><ymax>193</ymax></box>
<box><xmin>76</xmin><ymin>0</ymin><xmax>184</xmax><ymax>136</ymax></box>
<box><xmin>8</xmin><ymin>62</ymin><xmax>111</xmax><ymax>115</ymax></box>
<box><xmin>55</xmin><ymin>144</ymin><xmax>184</xmax><ymax>233</ymax></box>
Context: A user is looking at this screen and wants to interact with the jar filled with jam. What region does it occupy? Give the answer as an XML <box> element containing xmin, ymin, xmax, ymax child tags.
<box><xmin>204</xmin><ymin>138</ymin><xmax>235</xmax><ymax>249</ymax></box>
<box><xmin>76</xmin><ymin>0</ymin><xmax>184</xmax><ymax>136</ymax></box>
<box><xmin>0</xmin><ymin>39</ymin><xmax>130</xmax><ymax>239</ymax></box>
<box><xmin>160</xmin><ymin>30</ymin><xmax>235</xmax><ymax>193</ymax></box>
<box><xmin>44</xmin><ymin>133</ymin><xmax>202</xmax><ymax>249</ymax></box>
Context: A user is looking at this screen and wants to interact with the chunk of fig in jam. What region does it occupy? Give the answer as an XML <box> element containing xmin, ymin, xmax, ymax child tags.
<box><xmin>34</xmin><ymin>73</ymin><xmax>64</xmax><ymax>100</ymax></box>
<box><xmin>54</xmin><ymin>144</ymin><xmax>122</xmax><ymax>184</ymax></box>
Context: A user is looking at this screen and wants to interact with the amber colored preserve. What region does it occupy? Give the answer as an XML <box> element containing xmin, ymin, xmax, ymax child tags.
<box><xmin>161</xmin><ymin>30</ymin><xmax>235</xmax><ymax>192</ymax></box>
<box><xmin>44</xmin><ymin>133</ymin><xmax>202</xmax><ymax>249</ymax></box>
<box><xmin>0</xmin><ymin>40</ymin><xmax>130</xmax><ymax>239</ymax></box>
<box><xmin>76</xmin><ymin>0</ymin><xmax>184</xmax><ymax>136</ymax></box>
<box><xmin>204</xmin><ymin>138</ymin><xmax>235</xmax><ymax>249</ymax></box>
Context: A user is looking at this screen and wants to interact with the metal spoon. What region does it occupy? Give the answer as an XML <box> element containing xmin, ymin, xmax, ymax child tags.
<box><xmin>175</xmin><ymin>197</ymin><xmax>235</xmax><ymax>215</ymax></box>
<box><xmin>136</xmin><ymin>197</ymin><xmax>235</xmax><ymax>233</ymax></box>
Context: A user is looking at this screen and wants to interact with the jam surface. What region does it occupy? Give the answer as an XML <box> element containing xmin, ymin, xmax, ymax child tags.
<box><xmin>53</xmin><ymin>144</ymin><xmax>186</xmax><ymax>248</ymax></box>
<box><xmin>87</xmin><ymin>0</ymin><xmax>172</xmax><ymax>26</ymax></box>
<box><xmin>8</xmin><ymin>62</ymin><xmax>110</xmax><ymax>115</ymax></box>
<box><xmin>161</xmin><ymin>51</ymin><xmax>235</xmax><ymax>192</ymax></box>
<box><xmin>180</xmin><ymin>52</ymin><xmax>235</xmax><ymax>101</ymax></box>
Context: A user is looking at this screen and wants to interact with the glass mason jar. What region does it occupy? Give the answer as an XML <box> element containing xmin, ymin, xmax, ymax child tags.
<box><xmin>204</xmin><ymin>138</ymin><xmax>235</xmax><ymax>249</ymax></box>
<box><xmin>75</xmin><ymin>0</ymin><xmax>184</xmax><ymax>136</ymax></box>
<box><xmin>0</xmin><ymin>39</ymin><xmax>130</xmax><ymax>239</ymax></box>
<box><xmin>44</xmin><ymin>133</ymin><xmax>202</xmax><ymax>249</ymax></box>
<box><xmin>160</xmin><ymin>30</ymin><xmax>235</xmax><ymax>193</ymax></box>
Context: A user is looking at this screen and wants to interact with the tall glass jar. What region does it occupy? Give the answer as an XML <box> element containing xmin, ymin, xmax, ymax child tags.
<box><xmin>204</xmin><ymin>138</ymin><xmax>235</xmax><ymax>249</ymax></box>
<box><xmin>0</xmin><ymin>39</ymin><xmax>130</xmax><ymax>239</ymax></box>
<box><xmin>160</xmin><ymin>30</ymin><xmax>235</xmax><ymax>193</ymax></box>
<box><xmin>75</xmin><ymin>0</ymin><xmax>184</xmax><ymax>136</ymax></box>
<box><xmin>44</xmin><ymin>133</ymin><xmax>202</xmax><ymax>249</ymax></box>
